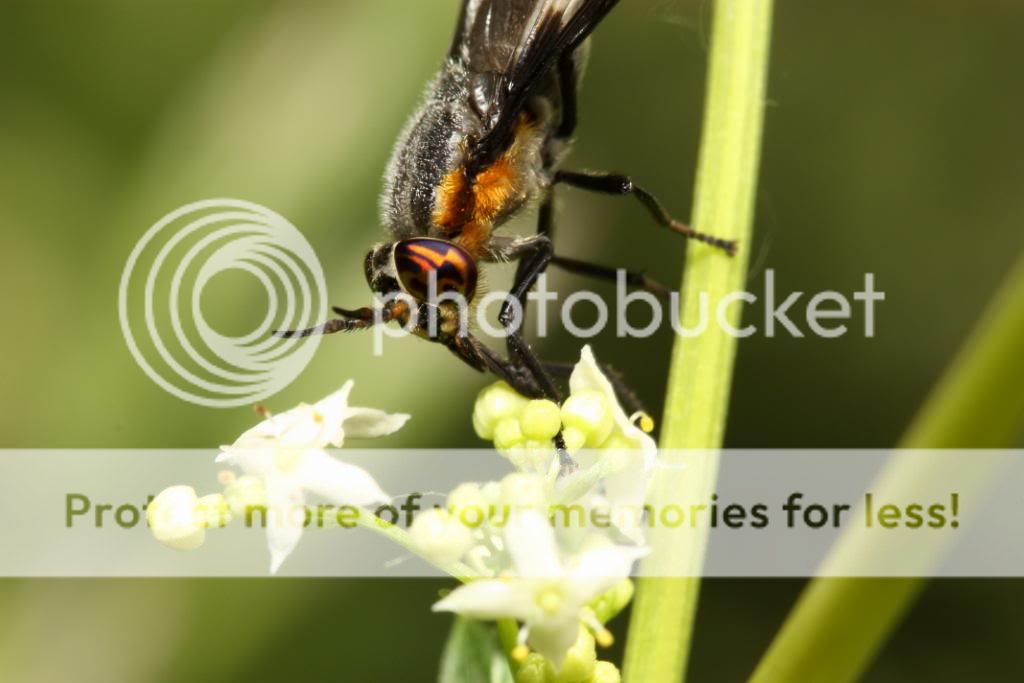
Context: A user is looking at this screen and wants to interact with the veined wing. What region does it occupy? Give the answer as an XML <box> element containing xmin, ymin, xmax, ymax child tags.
<box><xmin>449</xmin><ymin>0</ymin><xmax>621</xmax><ymax>174</ymax></box>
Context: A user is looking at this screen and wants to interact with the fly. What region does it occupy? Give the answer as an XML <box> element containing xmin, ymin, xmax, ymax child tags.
<box><xmin>279</xmin><ymin>0</ymin><xmax>736</xmax><ymax>463</ymax></box>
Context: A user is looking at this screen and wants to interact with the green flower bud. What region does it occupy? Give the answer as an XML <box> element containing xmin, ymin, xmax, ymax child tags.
<box><xmin>599</xmin><ymin>431</ymin><xmax>639</xmax><ymax>453</ymax></box>
<box><xmin>473</xmin><ymin>410</ymin><xmax>494</xmax><ymax>440</ymax></box>
<box><xmin>561</xmin><ymin>391</ymin><xmax>614</xmax><ymax>448</ymax></box>
<box><xmin>513</xmin><ymin>441</ymin><xmax>559</xmax><ymax>472</ymax></box>
<box><xmin>481</xmin><ymin>481</ymin><xmax>502</xmax><ymax>506</ymax></box>
<box><xmin>409</xmin><ymin>509</ymin><xmax>473</xmax><ymax>565</ymax></box>
<box><xmin>589</xmin><ymin>579</ymin><xmax>635</xmax><ymax>624</ymax></box>
<box><xmin>494</xmin><ymin>417</ymin><xmax>526</xmax><ymax>451</ymax></box>
<box><xmin>520</xmin><ymin>399</ymin><xmax>562</xmax><ymax>442</ymax></box>
<box><xmin>447</xmin><ymin>483</ymin><xmax>487</xmax><ymax>520</ymax></box>
<box><xmin>553</xmin><ymin>627</ymin><xmax>596</xmax><ymax>683</ymax></box>
<box><xmin>195</xmin><ymin>493</ymin><xmax>231</xmax><ymax>528</ymax></box>
<box><xmin>224</xmin><ymin>475</ymin><xmax>266</xmax><ymax>518</ymax></box>
<box><xmin>516</xmin><ymin>653</ymin><xmax>550</xmax><ymax>683</ymax></box>
<box><xmin>474</xmin><ymin>382</ymin><xmax>529</xmax><ymax>437</ymax></box>
<box><xmin>502</xmin><ymin>446</ymin><xmax>531</xmax><ymax>471</ymax></box>
<box><xmin>448</xmin><ymin>483</ymin><xmax>493</xmax><ymax>530</ymax></box>
<box><xmin>500</xmin><ymin>473</ymin><xmax>550</xmax><ymax>510</ymax></box>
<box><xmin>561</xmin><ymin>427</ymin><xmax>587</xmax><ymax>454</ymax></box>
<box><xmin>591</xmin><ymin>661</ymin><xmax>621</xmax><ymax>683</ymax></box>
<box><xmin>147</xmin><ymin>486</ymin><xmax>206</xmax><ymax>551</ymax></box>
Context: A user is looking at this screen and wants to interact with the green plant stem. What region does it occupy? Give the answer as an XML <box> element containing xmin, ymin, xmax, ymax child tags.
<box><xmin>749</xmin><ymin>255</ymin><xmax>1024</xmax><ymax>683</ymax></box>
<box><xmin>622</xmin><ymin>1</ymin><xmax>774</xmax><ymax>681</ymax></box>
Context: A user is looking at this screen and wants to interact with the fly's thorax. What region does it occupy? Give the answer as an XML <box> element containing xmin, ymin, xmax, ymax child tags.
<box><xmin>380</xmin><ymin>63</ymin><xmax>482</xmax><ymax>241</ymax></box>
<box><xmin>380</xmin><ymin>61</ymin><xmax>557</xmax><ymax>245</ymax></box>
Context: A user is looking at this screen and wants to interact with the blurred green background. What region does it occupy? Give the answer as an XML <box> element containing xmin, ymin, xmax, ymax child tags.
<box><xmin>1</xmin><ymin>0</ymin><xmax>1022</xmax><ymax>680</ymax></box>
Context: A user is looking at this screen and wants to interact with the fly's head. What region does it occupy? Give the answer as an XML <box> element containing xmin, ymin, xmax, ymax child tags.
<box><xmin>360</xmin><ymin>238</ymin><xmax>478</xmax><ymax>339</ymax></box>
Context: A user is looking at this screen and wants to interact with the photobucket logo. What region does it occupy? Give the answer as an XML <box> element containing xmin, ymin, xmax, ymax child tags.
<box><xmin>119</xmin><ymin>199</ymin><xmax>327</xmax><ymax>407</ymax></box>
<box><xmin>369</xmin><ymin>268</ymin><xmax>886</xmax><ymax>354</ymax></box>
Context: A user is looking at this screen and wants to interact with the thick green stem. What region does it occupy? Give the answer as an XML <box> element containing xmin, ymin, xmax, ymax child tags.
<box><xmin>749</xmin><ymin>255</ymin><xmax>1024</xmax><ymax>683</ymax></box>
<box><xmin>622</xmin><ymin>2</ymin><xmax>774</xmax><ymax>681</ymax></box>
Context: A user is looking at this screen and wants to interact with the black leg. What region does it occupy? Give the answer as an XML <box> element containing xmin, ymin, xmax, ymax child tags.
<box><xmin>554</xmin><ymin>170</ymin><xmax>738</xmax><ymax>256</ymax></box>
<box><xmin>450</xmin><ymin>335</ymin><xmax>544</xmax><ymax>398</ymax></box>
<box><xmin>499</xmin><ymin>235</ymin><xmax>562</xmax><ymax>404</ymax></box>
<box><xmin>500</xmin><ymin>235</ymin><xmax>579</xmax><ymax>474</ymax></box>
<box><xmin>549</xmin><ymin>255</ymin><xmax>673</xmax><ymax>300</ymax></box>
<box><xmin>556</xmin><ymin>52</ymin><xmax>579</xmax><ymax>139</ymax></box>
<box><xmin>526</xmin><ymin>182</ymin><xmax>674</xmax><ymax>298</ymax></box>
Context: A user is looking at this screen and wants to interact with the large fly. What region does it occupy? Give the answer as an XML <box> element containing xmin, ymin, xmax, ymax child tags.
<box><xmin>279</xmin><ymin>0</ymin><xmax>736</xmax><ymax>463</ymax></box>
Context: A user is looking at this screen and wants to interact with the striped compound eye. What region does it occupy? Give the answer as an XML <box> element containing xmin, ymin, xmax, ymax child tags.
<box><xmin>393</xmin><ymin>238</ymin><xmax>479</xmax><ymax>303</ymax></box>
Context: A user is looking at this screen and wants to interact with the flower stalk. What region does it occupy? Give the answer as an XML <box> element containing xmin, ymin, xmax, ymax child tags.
<box><xmin>622</xmin><ymin>1</ymin><xmax>774</xmax><ymax>681</ymax></box>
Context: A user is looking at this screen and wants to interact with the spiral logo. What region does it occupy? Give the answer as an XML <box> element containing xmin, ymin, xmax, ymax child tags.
<box><xmin>119</xmin><ymin>199</ymin><xmax>328</xmax><ymax>407</ymax></box>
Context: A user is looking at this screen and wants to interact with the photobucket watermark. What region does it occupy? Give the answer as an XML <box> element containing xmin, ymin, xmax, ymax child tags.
<box><xmin>119</xmin><ymin>199</ymin><xmax>327</xmax><ymax>407</ymax></box>
<box><xmin>367</xmin><ymin>268</ymin><xmax>886</xmax><ymax>355</ymax></box>
<box><xmin>121</xmin><ymin>199</ymin><xmax>886</xmax><ymax>405</ymax></box>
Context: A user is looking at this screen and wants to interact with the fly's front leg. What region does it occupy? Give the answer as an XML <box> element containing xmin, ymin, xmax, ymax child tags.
<box><xmin>496</xmin><ymin>234</ymin><xmax>577</xmax><ymax>473</ymax></box>
<box><xmin>449</xmin><ymin>335</ymin><xmax>542</xmax><ymax>400</ymax></box>
<box><xmin>498</xmin><ymin>234</ymin><xmax>561</xmax><ymax>404</ymax></box>
<box><xmin>554</xmin><ymin>170</ymin><xmax>738</xmax><ymax>256</ymax></box>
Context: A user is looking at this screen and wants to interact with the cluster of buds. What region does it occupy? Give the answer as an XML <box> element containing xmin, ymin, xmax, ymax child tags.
<box><xmin>473</xmin><ymin>347</ymin><xmax>656</xmax><ymax>474</ymax></box>
<box><xmin>414</xmin><ymin>348</ymin><xmax>656</xmax><ymax>674</ymax></box>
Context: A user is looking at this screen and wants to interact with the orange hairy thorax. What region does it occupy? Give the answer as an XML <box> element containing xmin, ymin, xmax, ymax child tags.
<box><xmin>432</xmin><ymin>118</ymin><xmax>536</xmax><ymax>256</ymax></box>
<box><xmin>432</xmin><ymin>157</ymin><xmax>519</xmax><ymax>256</ymax></box>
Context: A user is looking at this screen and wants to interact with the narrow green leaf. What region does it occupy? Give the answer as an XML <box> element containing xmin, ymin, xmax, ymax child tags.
<box><xmin>439</xmin><ymin>618</ymin><xmax>515</xmax><ymax>683</ymax></box>
<box><xmin>750</xmin><ymin>256</ymin><xmax>1024</xmax><ymax>683</ymax></box>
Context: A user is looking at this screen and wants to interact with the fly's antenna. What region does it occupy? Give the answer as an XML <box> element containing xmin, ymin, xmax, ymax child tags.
<box><xmin>273</xmin><ymin>306</ymin><xmax>382</xmax><ymax>338</ymax></box>
<box><xmin>273</xmin><ymin>319</ymin><xmax>370</xmax><ymax>338</ymax></box>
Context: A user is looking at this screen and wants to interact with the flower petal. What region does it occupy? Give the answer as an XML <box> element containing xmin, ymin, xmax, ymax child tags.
<box><xmin>568</xmin><ymin>346</ymin><xmax>615</xmax><ymax>399</ymax></box>
<box><xmin>264</xmin><ymin>473</ymin><xmax>306</xmax><ymax>574</ymax></box>
<box><xmin>505</xmin><ymin>510</ymin><xmax>563</xmax><ymax>578</ymax></box>
<box><xmin>295</xmin><ymin>449</ymin><xmax>389</xmax><ymax>507</ymax></box>
<box><xmin>570</xmin><ymin>346</ymin><xmax>657</xmax><ymax>459</ymax></box>
<box><xmin>314</xmin><ymin>380</ymin><xmax>355</xmax><ymax>422</ymax></box>
<box><xmin>528</xmin><ymin>618</ymin><xmax>581</xmax><ymax>668</ymax></box>
<box><xmin>313</xmin><ymin>381</ymin><xmax>355</xmax><ymax>446</ymax></box>
<box><xmin>602</xmin><ymin>450</ymin><xmax>651</xmax><ymax>544</ymax></box>
<box><xmin>341</xmin><ymin>407</ymin><xmax>411</xmax><ymax>441</ymax></box>
<box><xmin>216</xmin><ymin>445</ymin><xmax>274</xmax><ymax>475</ymax></box>
<box><xmin>432</xmin><ymin>579</ymin><xmax>536</xmax><ymax>622</ymax></box>
<box><xmin>568</xmin><ymin>545</ymin><xmax>648</xmax><ymax>601</ymax></box>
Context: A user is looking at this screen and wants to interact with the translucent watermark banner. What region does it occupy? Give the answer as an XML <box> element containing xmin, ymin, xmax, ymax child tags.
<box><xmin>1</xmin><ymin>449</ymin><xmax>1020</xmax><ymax>578</ymax></box>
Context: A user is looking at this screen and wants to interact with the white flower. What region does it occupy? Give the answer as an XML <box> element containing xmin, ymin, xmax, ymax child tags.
<box><xmin>433</xmin><ymin>510</ymin><xmax>646</xmax><ymax>667</ymax></box>
<box><xmin>216</xmin><ymin>380</ymin><xmax>409</xmax><ymax>573</ymax></box>
<box><xmin>567</xmin><ymin>346</ymin><xmax>657</xmax><ymax>543</ymax></box>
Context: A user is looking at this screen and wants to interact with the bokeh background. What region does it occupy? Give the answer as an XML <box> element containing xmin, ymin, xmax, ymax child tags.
<box><xmin>1</xmin><ymin>0</ymin><xmax>1022</xmax><ymax>680</ymax></box>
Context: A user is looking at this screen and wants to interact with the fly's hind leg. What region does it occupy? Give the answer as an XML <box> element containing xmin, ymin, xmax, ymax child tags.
<box><xmin>554</xmin><ymin>170</ymin><xmax>738</xmax><ymax>256</ymax></box>
<box><xmin>523</xmin><ymin>193</ymin><xmax>674</xmax><ymax>299</ymax></box>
